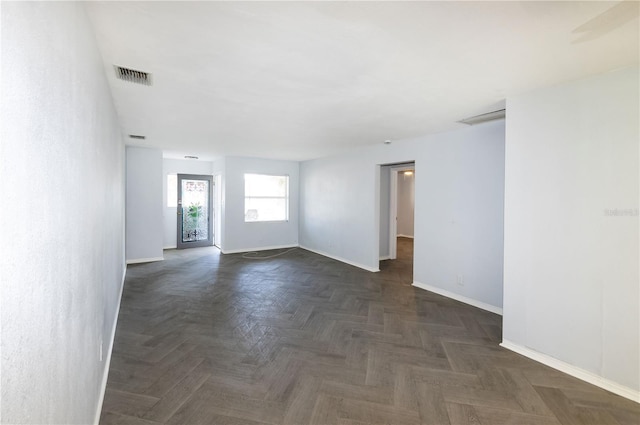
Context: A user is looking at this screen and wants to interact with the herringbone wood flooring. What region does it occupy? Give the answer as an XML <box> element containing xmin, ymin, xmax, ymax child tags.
<box><xmin>100</xmin><ymin>238</ymin><xmax>639</xmax><ymax>425</ymax></box>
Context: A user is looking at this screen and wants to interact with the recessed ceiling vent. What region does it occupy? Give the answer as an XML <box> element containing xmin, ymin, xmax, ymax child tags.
<box><xmin>114</xmin><ymin>66</ymin><xmax>152</xmax><ymax>86</ymax></box>
<box><xmin>459</xmin><ymin>109</ymin><xmax>505</xmax><ymax>126</ymax></box>
<box><xmin>184</xmin><ymin>155</ymin><xmax>199</xmax><ymax>160</ymax></box>
<box><xmin>129</xmin><ymin>134</ymin><xmax>146</xmax><ymax>140</ymax></box>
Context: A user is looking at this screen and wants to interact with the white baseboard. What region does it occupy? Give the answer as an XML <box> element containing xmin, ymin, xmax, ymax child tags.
<box><xmin>379</xmin><ymin>255</ymin><xmax>391</xmax><ymax>261</ymax></box>
<box><xmin>299</xmin><ymin>245</ymin><xmax>379</xmax><ymax>272</ymax></box>
<box><xmin>500</xmin><ymin>340</ymin><xmax>640</xmax><ymax>404</ymax></box>
<box><xmin>221</xmin><ymin>244</ymin><xmax>298</xmax><ymax>255</ymax></box>
<box><xmin>397</xmin><ymin>234</ymin><xmax>414</xmax><ymax>239</ymax></box>
<box><xmin>412</xmin><ymin>281</ymin><xmax>503</xmax><ymax>315</ymax></box>
<box><xmin>163</xmin><ymin>245</ymin><xmax>177</xmax><ymax>250</ymax></box>
<box><xmin>94</xmin><ymin>265</ymin><xmax>127</xmax><ymax>424</ymax></box>
<box><xmin>126</xmin><ymin>256</ymin><xmax>164</xmax><ymax>265</ymax></box>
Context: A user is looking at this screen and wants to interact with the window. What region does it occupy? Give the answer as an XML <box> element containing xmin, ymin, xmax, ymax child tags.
<box><xmin>167</xmin><ymin>174</ymin><xmax>177</xmax><ymax>207</ymax></box>
<box><xmin>244</xmin><ymin>174</ymin><xmax>289</xmax><ymax>222</ymax></box>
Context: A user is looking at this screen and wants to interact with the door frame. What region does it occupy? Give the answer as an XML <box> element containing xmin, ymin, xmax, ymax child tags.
<box><xmin>388</xmin><ymin>164</ymin><xmax>415</xmax><ymax>260</ymax></box>
<box><xmin>177</xmin><ymin>173</ymin><xmax>214</xmax><ymax>249</ymax></box>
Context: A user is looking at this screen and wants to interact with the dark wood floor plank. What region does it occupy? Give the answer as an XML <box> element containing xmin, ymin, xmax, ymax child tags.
<box><xmin>473</xmin><ymin>406</ymin><xmax>562</xmax><ymax>425</ymax></box>
<box><xmin>320</xmin><ymin>380</ymin><xmax>392</xmax><ymax>405</ymax></box>
<box><xmin>142</xmin><ymin>361</ymin><xmax>211</xmax><ymax>422</ymax></box>
<box><xmin>168</xmin><ymin>382</ymin><xmax>285</xmax><ymax>425</ymax></box>
<box><xmin>99</xmin><ymin>239</ymin><xmax>640</xmax><ymax>424</ymax></box>
<box><xmin>100</xmin><ymin>412</ymin><xmax>162</xmax><ymax>425</ymax></box>
<box><xmin>416</xmin><ymin>382</ymin><xmax>451</xmax><ymax>425</ymax></box>
<box><xmin>337</xmin><ymin>398</ymin><xmax>420</xmax><ymax>425</ymax></box>
<box><xmin>282</xmin><ymin>376</ymin><xmax>322</xmax><ymax>425</ymax></box>
<box><xmin>412</xmin><ymin>365</ymin><xmax>483</xmax><ymax>389</ymax></box>
<box><xmin>309</xmin><ymin>394</ymin><xmax>341</xmax><ymax>425</ymax></box>
<box><xmin>608</xmin><ymin>408</ymin><xmax>640</xmax><ymax>425</ymax></box>
<box><xmin>446</xmin><ymin>402</ymin><xmax>481</xmax><ymax>425</ymax></box>
<box><xmin>393</xmin><ymin>364</ymin><xmax>419</xmax><ymax>411</ymax></box>
<box><xmin>534</xmin><ymin>386</ymin><xmax>616</xmax><ymax>425</ymax></box>
<box><xmin>101</xmin><ymin>389</ymin><xmax>159</xmax><ymax>418</ymax></box>
<box><xmin>142</xmin><ymin>354</ymin><xmax>205</xmax><ymax>398</ymax></box>
<box><xmin>441</xmin><ymin>383</ymin><xmax>523</xmax><ymax>412</ymax></box>
<box><xmin>481</xmin><ymin>367</ymin><xmax>555</xmax><ymax>417</ymax></box>
<box><xmin>561</xmin><ymin>387</ymin><xmax>640</xmax><ymax>414</ymax></box>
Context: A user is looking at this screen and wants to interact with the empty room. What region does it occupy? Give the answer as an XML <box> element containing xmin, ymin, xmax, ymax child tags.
<box><xmin>1</xmin><ymin>1</ymin><xmax>638</xmax><ymax>425</ymax></box>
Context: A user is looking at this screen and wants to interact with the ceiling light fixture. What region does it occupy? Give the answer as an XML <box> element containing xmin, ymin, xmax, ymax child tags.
<box><xmin>404</xmin><ymin>171</ymin><xmax>413</xmax><ymax>176</ymax></box>
<box><xmin>458</xmin><ymin>109</ymin><xmax>506</xmax><ymax>125</ymax></box>
<box><xmin>384</xmin><ymin>140</ymin><xmax>392</xmax><ymax>145</ymax></box>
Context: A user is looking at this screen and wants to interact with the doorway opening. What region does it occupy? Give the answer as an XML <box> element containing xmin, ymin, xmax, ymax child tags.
<box><xmin>177</xmin><ymin>174</ymin><xmax>214</xmax><ymax>249</ymax></box>
<box><xmin>379</xmin><ymin>162</ymin><xmax>415</xmax><ymax>282</ymax></box>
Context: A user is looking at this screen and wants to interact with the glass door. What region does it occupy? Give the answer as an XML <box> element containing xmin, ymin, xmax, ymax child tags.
<box><xmin>177</xmin><ymin>174</ymin><xmax>213</xmax><ymax>249</ymax></box>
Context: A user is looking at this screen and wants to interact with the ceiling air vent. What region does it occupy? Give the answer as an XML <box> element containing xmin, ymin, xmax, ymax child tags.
<box><xmin>129</xmin><ymin>134</ymin><xmax>146</xmax><ymax>140</ymax></box>
<box><xmin>459</xmin><ymin>109</ymin><xmax>505</xmax><ymax>125</ymax></box>
<box><xmin>114</xmin><ymin>66</ymin><xmax>152</xmax><ymax>86</ymax></box>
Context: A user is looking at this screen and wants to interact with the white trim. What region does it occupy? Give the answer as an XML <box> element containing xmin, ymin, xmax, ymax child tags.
<box><xmin>126</xmin><ymin>256</ymin><xmax>164</xmax><ymax>265</ymax></box>
<box><xmin>221</xmin><ymin>244</ymin><xmax>298</xmax><ymax>255</ymax></box>
<box><xmin>163</xmin><ymin>245</ymin><xmax>177</xmax><ymax>250</ymax></box>
<box><xmin>94</xmin><ymin>266</ymin><xmax>127</xmax><ymax>425</ymax></box>
<box><xmin>379</xmin><ymin>255</ymin><xmax>391</xmax><ymax>261</ymax></box>
<box><xmin>397</xmin><ymin>234</ymin><xmax>414</xmax><ymax>239</ymax></box>
<box><xmin>300</xmin><ymin>245</ymin><xmax>380</xmax><ymax>273</ymax></box>
<box><xmin>412</xmin><ymin>281</ymin><xmax>503</xmax><ymax>315</ymax></box>
<box><xmin>500</xmin><ymin>340</ymin><xmax>640</xmax><ymax>404</ymax></box>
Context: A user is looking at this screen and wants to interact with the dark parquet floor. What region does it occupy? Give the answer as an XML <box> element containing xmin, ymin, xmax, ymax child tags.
<box><xmin>100</xmin><ymin>238</ymin><xmax>639</xmax><ymax>425</ymax></box>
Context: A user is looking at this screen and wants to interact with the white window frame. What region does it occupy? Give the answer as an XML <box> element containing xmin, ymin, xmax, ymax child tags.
<box><xmin>244</xmin><ymin>173</ymin><xmax>289</xmax><ymax>222</ymax></box>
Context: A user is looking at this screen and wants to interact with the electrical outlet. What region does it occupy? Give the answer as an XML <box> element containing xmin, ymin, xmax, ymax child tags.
<box><xmin>456</xmin><ymin>274</ymin><xmax>464</xmax><ymax>286</ymax></box>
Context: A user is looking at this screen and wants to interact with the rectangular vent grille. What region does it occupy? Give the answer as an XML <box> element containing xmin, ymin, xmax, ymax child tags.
<box><xmin>129</xmin><ymin>135</ymin><xmax>146</xmax><ymax>140</ymax></box>
<box><xmin>458</xmin><ymin>109</ymin><xmax>505</xmax><ymax>126</ymax></box>
<box><xmin>115</xmin><ymin>66</ymin><xmax>152</xmax><ymax>86</ymax></box>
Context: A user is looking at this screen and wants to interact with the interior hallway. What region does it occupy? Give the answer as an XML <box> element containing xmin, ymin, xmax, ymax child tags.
<box><xmin>379</xmin><ymin>236</ymin><xmax>414</xmax><ymax>285</ymax></box>
<box><xmin>100</xmin><ymin>246</ymin><xmax>640</xmax><ymax>425</ymax></box>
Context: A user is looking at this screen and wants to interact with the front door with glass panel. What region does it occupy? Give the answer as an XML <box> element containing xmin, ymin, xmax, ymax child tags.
<box><xmin>177</xmin><ymin>174</ymin><xmax>213</xmax><ymax>249</ymax></box>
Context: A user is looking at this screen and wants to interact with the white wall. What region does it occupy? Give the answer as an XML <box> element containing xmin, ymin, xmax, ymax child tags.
<box><xmin>397</xmin><ymin>171</ymin><xmax>415</xmax><ymax>237</ymax></box>
<box><xmin>300</xmin><ymin>121</ymin><xmax>505</xmax><ymax>310</ymax></box>
<box><xmin>126</xmin><ymin>147</ymin><xmax>163</xmax><ymax>263</ymax></box>
<box><xmin>221</xmin><ymin>156</ymin><xmax>299</xmax><ymax>253</ymax></box>
<box><xmin>0</xmin><ymin>2</ymin><xmax>125</xmax><ymax>423</ymax></box>
<box><xmin>503</xmin><ymin>66</ymin><xmax>639</xmax><ymax>397</ymax></box>
<box><xmin>162</xmin><ymin>158</ymin><xmax>214</xmax><ymax>249</ymax></box>
<box><xmin>301</xmin><ymin>153</ymin><xmax>380</xmax><ymax>270</ymax></box>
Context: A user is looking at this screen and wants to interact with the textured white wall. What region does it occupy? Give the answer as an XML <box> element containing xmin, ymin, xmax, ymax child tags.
<box><xmin>397</xmin><ymin>171</ymin><xmax>415</xmax><ymax>237</ymax></box>
<box><xmin>300</xmin><ymin>122</ymin><xmax>505</xmax><ymax>308</ymax></box>
<box><xmin>162</xmin><ymin>158</ymin><xmax>214</xmax><ymax>249</ymax></box>
<box><xmin>0</xmin><ymin>2</ymin><xmax>125</xmax><ymax>423</ymax></box>
<box><xmin>503</xmin><ymin>66</ymin><xmax>639</xmax><ymax>394</ymax></box>
<box><xmin>126</xmin><ymin>147</ymin><xmax>163</xmax><ymax>262</ymax></box>
<box><xmin>300</xmin><ymin>153</ymin><xmax>379</xmax><ymax>270</ymax></box>
<box><xmin>222</xmin><ymin>156</ymin><xmax>299</xmax><ymax>253</ymax></box>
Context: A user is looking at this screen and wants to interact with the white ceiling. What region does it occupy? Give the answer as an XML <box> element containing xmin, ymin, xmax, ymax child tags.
<box><xmin>85</xmin><ymin>1</ymin><xmax>639</xmax><ymax>161</ymax></box>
